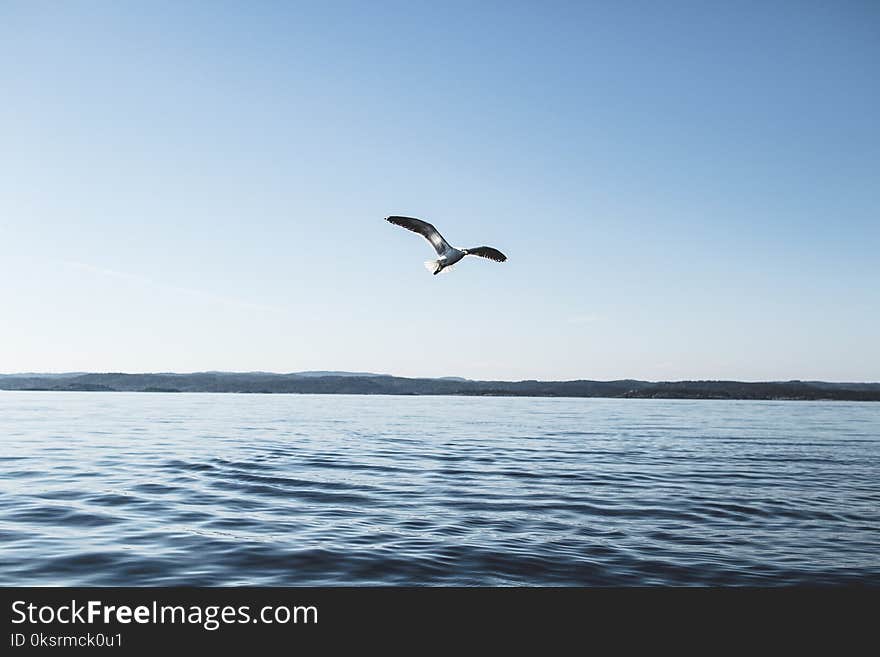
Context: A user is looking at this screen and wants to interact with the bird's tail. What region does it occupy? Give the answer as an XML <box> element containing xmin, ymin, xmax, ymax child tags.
<box><xmin>424</xmin><ymin>260</ymin><xmax>456</xmax><ymax>275</ymax></box>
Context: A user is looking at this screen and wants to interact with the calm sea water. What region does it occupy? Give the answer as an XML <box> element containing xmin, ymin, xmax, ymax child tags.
<box><xmin>1</xmin><ymin>391</ymin><xmax>878</xmax><ymax>586</ymax></box>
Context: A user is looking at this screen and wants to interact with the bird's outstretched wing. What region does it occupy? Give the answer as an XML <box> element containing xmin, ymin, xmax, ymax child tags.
<box><xmin>466</xmin><ymin>246</ymin><xmax>507</xmax><ymax>262</ymax></box>
<box><xmin>386</xmin><ymin>216</ymin><xmax>452</xmax><ymax>256</ymax></box>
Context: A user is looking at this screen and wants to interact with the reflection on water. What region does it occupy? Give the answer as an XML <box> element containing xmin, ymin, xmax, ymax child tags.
<box><xmin>1</xmin><ymin>392</ymin><xmax>878</xmax><ymax>585</ymax></box>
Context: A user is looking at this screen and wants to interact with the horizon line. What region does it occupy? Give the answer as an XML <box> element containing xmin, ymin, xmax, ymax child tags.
<box><xmin>1</xmin><ymin>371</ymin><xmax>877</xmax><ymax>385</ymax></box>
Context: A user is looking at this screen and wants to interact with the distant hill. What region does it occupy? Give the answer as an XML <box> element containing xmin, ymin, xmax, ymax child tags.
<box><xmin>0</xmin><ymin>372</ymin><xmax>877</xmax><ymax>400</ymax></box>
<box><xmin>0</xmin><ymin>372</ymin><xmax>85</xmax><ymax>379</ymax></box>
<box><xmin>293</xmin><ymin>371</ymin><xmax>388</xmax><ymax>378</ymax></box>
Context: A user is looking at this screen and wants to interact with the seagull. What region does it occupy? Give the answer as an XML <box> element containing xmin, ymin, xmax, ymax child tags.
<box><xmin>385</xmin><ymin>215</ymin><xmax>507</xmax><ymax>275</ymax></box>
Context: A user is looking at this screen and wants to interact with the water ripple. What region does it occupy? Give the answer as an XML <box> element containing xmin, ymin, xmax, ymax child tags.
<box><xmin>1</xmin><ymin>392</ymin><xmax>878</xmax><ymax>585</ymax></box>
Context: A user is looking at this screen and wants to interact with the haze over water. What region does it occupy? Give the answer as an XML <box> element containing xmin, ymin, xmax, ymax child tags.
<box><xmin>1</xmin><ymin>391</ymin><xmax>877</xmax><ymax>586</ymax></box>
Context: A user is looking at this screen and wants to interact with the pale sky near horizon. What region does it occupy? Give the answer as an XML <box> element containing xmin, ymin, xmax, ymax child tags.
<box><xmin>1</xmin><ymin>2</ymin><xmax>878</xmax><ymax>382</ymax></box>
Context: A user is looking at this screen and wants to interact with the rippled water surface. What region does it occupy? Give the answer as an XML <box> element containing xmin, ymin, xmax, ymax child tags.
<box><xmin>1</xmin><ymin>391</ymin><xmax>878</xmax><ymax>585</ymax></box>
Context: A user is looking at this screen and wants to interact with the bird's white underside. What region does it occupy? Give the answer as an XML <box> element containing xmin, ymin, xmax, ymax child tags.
<box><xmin>424</xmin><ymin>260</ymin><xmax>457</xmax><ymax>274</ymax></box>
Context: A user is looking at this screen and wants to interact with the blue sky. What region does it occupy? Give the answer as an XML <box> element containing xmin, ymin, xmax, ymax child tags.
<box><xmin>1</xmin><ymin>1</ymin><xmax>878</xmax><ymax>381</ymax></box>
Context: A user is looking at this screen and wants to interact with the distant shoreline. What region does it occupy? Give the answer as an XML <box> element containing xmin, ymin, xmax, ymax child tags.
<box><xmin>1</xmin><ymin>372</ymin><xmax>878</xmax><ymax>401</ymax></box>
<box><xmin>2</xmin><ymin>390</ymin><xmax>877</xmax><ymax>403</ymax></box>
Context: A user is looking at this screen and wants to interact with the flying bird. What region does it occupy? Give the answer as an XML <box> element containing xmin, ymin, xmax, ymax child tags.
<box><xmin>385</xmin><ymin>215</ymin><xmax>507</xmax><ymax>275</ymax></box>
